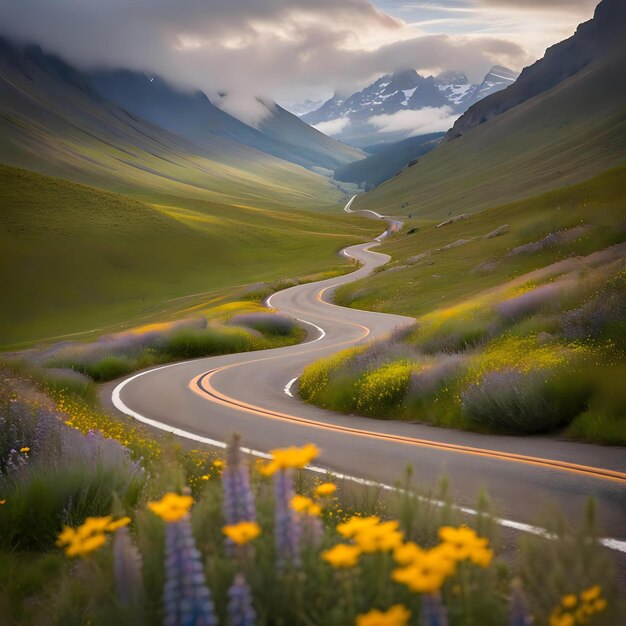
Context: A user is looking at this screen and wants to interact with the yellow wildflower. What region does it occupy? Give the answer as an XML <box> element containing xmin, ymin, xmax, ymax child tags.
<box><xmin>0</xmin><ymin>499</ymin><xmax>6</xmax><ymax>505</ymax></box>
<box><xmin>394</xmin><ymin>541</ymin><xmax>426</xmax><ymax>565</ymax></box>
<box><xmin>201</xmin><ymin>475</ymin><xmax>210</xmax><ymax>481</ymax></box>
<box><xmin>549</xmin><ymin>613</ymin><xmax>575</xmax><ymax>626</ymax></box>
<box><xmin>322</xmin><ymin>543</ymin><xmax>362</xmax><ymax>568</ymax></box>
<box><xmin>315</xmin><ymin>482</ymin><xmax>337</xmax><ymax>497</ymax></box>
<box><xmin>261</xmin><ymin>443</ymin><xmax>319</xmax><ymax>475</ymax></box>
<box><xmin>213</xmin><ymin>460</ymin><xmax>224</xmax><ymax>468</ymax></box>
<box><xmin>148</xmin><ymin>492</ymin><xmax>193</xmax><ymax>522</ymax></box>
<box><xmin>106</xmin><ymin>516</ymin><xmax>131</xmax><ymax>532</ymax></box>
<box><xmin>222</xmin><ymin>521</ymin><xmax>261</xmax><ymax>545</ymax></box>
<box><xmin>291</xmin><ymin>495</ymin><xmax>322</xmax><ymax>517</ymax></box>
<box><xmin>392</xmin><ymin>547</ymin><xmax>456</xmax><ymax>594</ymax></box>
<box><xmin>64</xmin><ymin>533</ymin><xmax>107</xmax><ymax>558</ymax></box>
<box><xmin>20</xmin><ymin>447</ymin><xmax>30</xmax><ymax>453</ymax></box>
<box><xmin>356</xmin><ymin>604</ymin><xmax>410</xmax><ymax>626</ymax></box>
<box><xmin>580</xmin><ymin>585</ymin><xmax>601</xmax><ymax>603</ymax></box>
<box><xmin>438</xmin><ymin>525</ymin><xmax>493</xmax><ymax>567</ymax></box>
<box><xmin>337</xmin><ymin>516</ymin><xmax>380</xmax><ymax>539</ymax></box>
<box><xmin>56</xmin><ymin>514</ymin><xmax>127</xmax><ymax>558</ymax></box>
<box><xmin>353</xmin><ymin>520</ymin><xmax>403</xmax><ymax>553</ymax></box>
<box><xmin>562</xmin><ymin>595</ymin><xmax>577</xmax><ymax>609</ymax></box>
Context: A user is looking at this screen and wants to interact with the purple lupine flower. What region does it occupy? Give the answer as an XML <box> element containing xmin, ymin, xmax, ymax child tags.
<box><xmin>163</xmin><ymin>516</ymin><xmax>217</xmax><ymax>626</ymax></box>
<box><xmin>222</xmin><ymin>435</ymin><xmax>256</xmax><ymax>525</ymax></box>
<box><xmin>509</xmin><ymin>580</ymin><xmax>533</xmax><ymax>626</ymax></box>
<box><xmin>114</xmin><ymin>526</ymin><xmax>143</xmax><ymax>607</ymax></box>
<box><xmin>274</xmin><ymin>469</ymin><xmax>300</xmax><ymax>567</ymax></box>
<box><xmin>227</xmin><ymin>573</ymin><xmax>256</xmax><ymax>626</ymax></box>
<box><xmin>421</xmin><ymin>594</ymin><xmax>448</xmax><ymax>626</ymax></box>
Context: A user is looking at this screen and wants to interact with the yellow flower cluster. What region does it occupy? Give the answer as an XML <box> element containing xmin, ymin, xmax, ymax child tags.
<box><xmin>148</xmin><ymin>492</ymin><xmax>194</xmax><ymax>522</ymax></box>
<box><xmin>315</xmin><ymin>482</ymin><xmax>337</xmax><ymax>497</ymax></box>
<box><xmin>391</xmin><ymin>526</ymin><xmax>493</xmax><ymax>594</ymax></box>
<box><xmin>291</xmin><ymin>495</ymin><xmax>322</xmax><ymax>517</ymax></box>
<box><xmin>222</xmin><ymin>521</ymin><xmax>261</xmax><ymax>545</ymax></box>
<box><xmin>356</xmin><ymin>604</ymin><xmax>410</xmax><ymax>626</ymax></box>
<box><xmin>323</xmin><ymin>516</ymin><xmax>405</xmax><ymax>571</ymax></box>
<box><xmin>57</xmin><ymin>515</ymin><xmax>130</xmax><ymax>558</ymax></box>
<box><xmin>549</xmin><ymin>585</ymin><xmax>607</xmax><ymax>626</ymax></box>
<box><xmin>322</xmin><ymin>543</ymin><xmax>362</xmax><ymax>568</ymax></box>
<box><xmin>57</xmin><ymin>394</ymin><xmax>160</xmax><ymax>461</ymax></box>
<box><xmin>260</xmin><ymin>443</ymin><xmax>319</xmax><ymax>476</ymax></box>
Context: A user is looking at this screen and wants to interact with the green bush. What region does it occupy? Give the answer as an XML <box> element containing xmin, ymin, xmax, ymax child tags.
<box><xmin>355</xmin><ymin>362</ymin><xmax>413</xmax><ymax>417</ymax></box>
<box><xmin>159</xmin><ymin>327</ymin><xmax>255</xmax><ymax>359</ymax></box>
<box><xmin>83</xmin><ymin>356</ymin><xmax>137</xmax><ymax>382</ymax></box>
<box><xmin>461</xmin><ymin>368</ymin><xmax>592</xmax><ymax>434</ymax></box>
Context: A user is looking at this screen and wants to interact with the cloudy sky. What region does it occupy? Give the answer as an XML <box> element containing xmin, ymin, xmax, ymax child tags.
<box><xmin>0</xmin><ymin>0</ymin><xmax>598</xmax><ymax>119</ymax></box>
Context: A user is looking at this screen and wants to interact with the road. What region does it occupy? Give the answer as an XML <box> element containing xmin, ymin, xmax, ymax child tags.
<box><xmin>106</xmin><ymin>198</ymin><xmax>626</xmax><ymax>560</ymax></box>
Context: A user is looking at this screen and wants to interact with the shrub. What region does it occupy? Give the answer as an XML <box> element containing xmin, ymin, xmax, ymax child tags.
<box><xmin>83</xmin><ymin>355</ymin><xmax>137</xmax><ymax>382</ymax></box>
<box><xmin>355</xmin><ymin>362</ymin><xmax>413</xmax><ymax>417</ymax></box>
<box><xmin>0</xmin><ymin>397</ymin><xmax>146</xmax><ymax>549</ymax></box>
<box><xmin>159</xmin><ymin>326</ymin><xmax>255</xmax><ymax>360</ymax></box>
<box><xmin>37</xmin><ymin>368</ymin><xmax>95</xmax><ymax>400</ymax></box>
<box><xmin>228</xmin><ymin>312</ymin><xmax>296</xmax><ymax>336</ymax></box>
<box><xmin>461</xmin><ymin>368</ymin><xmax>591</xmax><ymax>434</ymax></box>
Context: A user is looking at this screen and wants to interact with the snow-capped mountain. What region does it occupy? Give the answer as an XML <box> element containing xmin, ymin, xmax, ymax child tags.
<box><xmin>302</xmin><ymin>65</ymin><xmax>518</xmax><ymax>147</ymax></box>
<box><xmin>282</xmin><ymin>98</ymin><xmax>325</xmax><ymax>117</ymax></box>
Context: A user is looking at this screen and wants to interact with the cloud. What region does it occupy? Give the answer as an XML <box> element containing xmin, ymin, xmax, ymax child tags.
<box><xmin>0</xmin><ymin>0</ymin><xmax>556</xmax><ymax>108</ymax></box>
<box><xmin>313</xmin><ymin>117</ymin><xmax>352</xmax><ymax>136</ymax></box>
<box><xmin>368</xmin><ymin>106</ymin><xmax>459</xmax><ymax>135</ymax></box>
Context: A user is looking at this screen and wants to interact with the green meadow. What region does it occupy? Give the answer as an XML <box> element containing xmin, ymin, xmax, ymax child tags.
<box><xmin>0</xmin><ymin>165</ymin><xmax>378</xmax><ymax>348</ymax></box>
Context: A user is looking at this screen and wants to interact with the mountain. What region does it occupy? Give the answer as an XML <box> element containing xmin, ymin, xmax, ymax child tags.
<box><xmin>285</xmin><ymin>98</ymin><xmax>324</xmax><ymax>116</ymax></box>
<box><xmin>302</xmin><ymin>65</ymin><xmax>518</xmax><ymax>147</ymax></box>
<box><xmin>445</xmin><ymin>0</ymin><xmax>625</xmax><ymax>142</ymax></box>
<box><xmin>88</xmin><ymin>70</ymin><xmax>362</xmax><ymax>172</ymax></box>
<box><xmin>353</xmin><ymin>0</ymin><xmax>626</xmax><ymax>219</ymax></box>
<box><xmin>0</xmin><ymin>37</ymin><xmax>345</xmax><ymax>211</ymax></box>
<box><xmin>333</xmin><ymin>133</ymin><xmax>444</xmax><ymax>189</ymax></box>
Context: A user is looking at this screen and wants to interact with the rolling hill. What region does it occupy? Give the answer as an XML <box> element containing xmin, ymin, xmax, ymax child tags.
<box><xmin>0</xmin><ymin>38</ymin><xmax>345</xmax><ymax>212</ymax></box>
<box><xmin>353</xmin><ymin>0</ymin><xmax>626</xmax><ymax>219</ymax></box>
<box><xmin>0</xmin><ymin>164</ymin><xmax>378</xmax><ymax>347</ymax></box>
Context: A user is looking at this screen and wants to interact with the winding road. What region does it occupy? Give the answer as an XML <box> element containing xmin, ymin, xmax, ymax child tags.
<box><xmin>106</xmin><ymin>198</ymin><xmax>626</xmax><ymax>560</ymax></box>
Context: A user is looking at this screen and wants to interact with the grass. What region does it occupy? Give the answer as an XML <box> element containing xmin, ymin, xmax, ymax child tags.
<box><xmin>301</xmin><ymin>169</ymin><xmax>626</xmax><ymax>443</ymax></box>
<box><xmin>353</xmin><ymin>52</ymin><xmax>626</xmax><ymax>219</ymax></box>
<box><xmin>0</xmin><ymin>165</ymin><xmax>378</xmax><ymax>348</ymax></box>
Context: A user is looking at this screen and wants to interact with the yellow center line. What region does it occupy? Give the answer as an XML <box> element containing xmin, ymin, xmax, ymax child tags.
<box><xmin>189</xmin><ymin>285</ymin><xmax>626</xmax><ymax>485</ymax></box>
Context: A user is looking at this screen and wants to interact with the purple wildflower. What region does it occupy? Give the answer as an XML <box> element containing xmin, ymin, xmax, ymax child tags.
<box><xmin>420</xmin><ymin>593</ymin><xmax>448</xmax><ymax>626</ymax></box>
<box><xmin>227</xmin><ymin>573</ymin><xmax>256</xmax><ymax>626</ymax></box>
<box><xmin>163</xmin><ymin>516</ymin><xmax>217</xmax><ymax>626</ymax></box>
<box><xmin>274</xmin><ymin>469</ymin><xmax>300</xmax><ymax>567</ymax></box>
<box><xmin>222</xmin><ymin>435</ymin><xmax>256</xmax><ymax>525</ymax></box>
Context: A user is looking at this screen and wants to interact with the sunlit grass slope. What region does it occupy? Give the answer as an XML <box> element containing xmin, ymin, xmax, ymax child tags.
<box><xmin>354</xmin><ymin>53</ymin><xmax>626</xmax><ymax>219</ymax></box>
<box><xmin>0</xmin><ymin>165</ymin><xmax>378</xmax><ymax>347</ymax></box>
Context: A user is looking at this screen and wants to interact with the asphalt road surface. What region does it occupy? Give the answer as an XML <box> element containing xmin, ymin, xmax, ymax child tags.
<box><xmin>105</xmin><ymin>201</ymin><xmax>626</xmax><ymax>566</ymax></box>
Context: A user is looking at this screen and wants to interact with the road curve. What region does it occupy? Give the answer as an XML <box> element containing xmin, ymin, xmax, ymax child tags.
<box><xmin>107</xmin><ymin>199</ymin><xmax>626</xmax><ymax>552</ymax></box>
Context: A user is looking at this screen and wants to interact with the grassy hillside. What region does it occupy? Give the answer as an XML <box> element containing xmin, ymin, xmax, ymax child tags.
<box><xmin>307</xmin><ymin>167</ymin><xmax>626</xmax><ymax>443</ymax></box>
<box><xmin>336</xmin><ymin>166</ymin><xmax>626</xmax><ymax>315</ymax></box>
<box><xmin>353</xmin><ymin>53</ymin><xmax>626</xmax><ymax>219</ymax></box>
<box><xmin>0</xmin><ymin>165</ymin><xmax>378</xmax><ymax>347</ymax></box>
<box><xmin>0</xmin><ymin>39</ymin><xmax>344</xmax><ymax>213</ymax></box>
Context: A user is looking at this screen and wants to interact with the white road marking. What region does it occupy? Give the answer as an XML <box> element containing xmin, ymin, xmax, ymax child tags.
<box><xmin>284</xmin><ymin>377</ymin><xmax>298</xmax><ymax>397</ymax></box>
<box><xmin>111</xmin><ymin>371</ymin><xmax>626</xmax><ymax>554</ymax></box>
<box><xmin>111</xmin><ymin>195</ymin><xmax>626</xmax><ymax>555</ymax></box>
<box><xmin>296</xmin><ymin>318</ymin><xmax>326</xmax><ymax>342</ymax></box>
